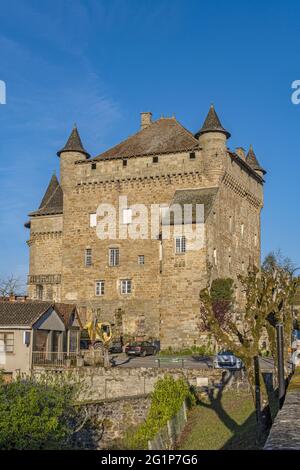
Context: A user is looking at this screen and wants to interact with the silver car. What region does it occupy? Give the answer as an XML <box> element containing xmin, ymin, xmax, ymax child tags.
<box><xmin>213</xmin><ymin>350</ymin><xmax>243</xmax><ymax>370</ymax></box>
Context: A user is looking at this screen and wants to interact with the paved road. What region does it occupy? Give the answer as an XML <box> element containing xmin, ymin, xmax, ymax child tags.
<box><xmin>110</xmin><ymin>353</ymin><xmax>276</xmax><ymax>371</ymax></box>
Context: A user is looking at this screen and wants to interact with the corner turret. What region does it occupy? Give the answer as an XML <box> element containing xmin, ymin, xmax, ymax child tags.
<box><xmin>196</xmin><ymin>105</ymin><xmax>230</xmax><ymax>183</ymax></box>
<box><xmin>246</xmin><ymin>145</ymin><xmax>266</xmax><ymax>178</ymax></box>
<box><xmin>57</xmin><ymin>125</ymin><xmax>90</xmax><ymax>191</ymax></box>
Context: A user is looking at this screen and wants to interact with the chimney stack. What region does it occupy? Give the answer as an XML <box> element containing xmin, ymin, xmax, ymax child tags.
<box><xmin>140</xmin><ymin>112</ymin><xmax>152</xmax><ymax>130</ymax></box>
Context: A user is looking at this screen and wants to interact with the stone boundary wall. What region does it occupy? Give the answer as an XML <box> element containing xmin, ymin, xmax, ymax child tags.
<box><xmin>264</xmin><ymin>370</ymin><xmax>300</xmax><ymax>450</ymax></box>
<box><xmin>75</xmin><ymin>394</ymin><xmax>150</xmax><ymax>449</ymax></box>
<box><xmin>33</xmin><ymin>366</ymin><xmax>249</xmax><ymax>402</ymax></box>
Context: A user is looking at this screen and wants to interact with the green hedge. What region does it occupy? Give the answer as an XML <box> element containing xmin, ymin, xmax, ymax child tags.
<box><xmin>159</xmin><ymin>345</ymin><xmax>213</xmax><ymax>356</ymax></box>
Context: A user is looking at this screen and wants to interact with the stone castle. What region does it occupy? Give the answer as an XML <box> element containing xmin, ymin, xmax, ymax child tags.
<box><xmin>25</xmin><ymin>105</ymin><xmax>265</xmax><ymax>349</ymax></box>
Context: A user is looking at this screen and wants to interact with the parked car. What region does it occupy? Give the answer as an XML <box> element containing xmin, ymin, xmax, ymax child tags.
<box><xmin>213</xmin><ymin>350</ymin><xmax>243</xmax><ymax>370</ymax></box>
<box><xmin>109</xmin><ymin>341</ymin><xmax>123</xmax><ymax>354</ymax></box>
<box><xmin>125</xmin><ymin>341</ymin><xmax>157</xmax><ymax>357</ymax></box>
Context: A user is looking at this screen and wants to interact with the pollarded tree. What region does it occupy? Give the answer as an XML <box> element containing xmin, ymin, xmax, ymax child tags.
<box><xmin>199</xmin><ymin>266</ymin><xmax>300</xmax><ymax>437</ymax></box>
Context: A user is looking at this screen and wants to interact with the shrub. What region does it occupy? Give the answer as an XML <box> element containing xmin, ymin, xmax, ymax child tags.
<box><xmin>0</xmin><ymin>374</ymin><xmax>80</xmax><ymax>449</ymax></box>
<box><xmin>124</xmin><ymin>375</ymin><xmax>195</xmax><ymax>450</ymax></box>
<box><xmin>159</xmin><ymin>345</ymin><xmax>213</xmax><ymax>356</ymax></box>
<box><xmin>210</xmin><ymin>278</ymin><xmax>235</xmax><ymax>303</ymax></box>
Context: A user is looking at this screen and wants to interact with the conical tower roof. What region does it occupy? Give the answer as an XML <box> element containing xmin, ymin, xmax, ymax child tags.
<box><xmin>28</xmin><ymin>173</ymin><xmax>63</xmax><ymax>216</ymax></box>
<box><xmin>195</xmin><ymin>104</ymin><xmax>231</xmax><ymax>139</ymax></box>
<box><xmin>57</xmin><ymin>125</ymin><xmax>90</xmax><ymax>158</ymax></box>
<box><xmin>246</xmin><ymin>145</ymin><xmax>266</xmax><ymax>175</ymax></box>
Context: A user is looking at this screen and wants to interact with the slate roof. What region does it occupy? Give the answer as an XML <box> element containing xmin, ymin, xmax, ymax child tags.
<box><xmin>93</xmin><ymin>117</ymin><xmax>199</xmax><ymax>161</ymax></box>
<box><xmin>163</xmin><ymin>187</ymin><xmax>218</xmax><ymax>224</ymax></box>
<box><xmin>0</xmin><ymin>301</ymin><xmax>52</xmax><ymax>327</ymax></box>
<box><xmin>246</xmin><ymin>145</ymin><xmax>266</xmax><ymax>175</ymax></box>
<box><xmin>0</xmin><ymin>301</ymin><xmax>79</xmax><ymax>328</ymax></box>
<box><xmin>57</xmin><ymin>126</ymin><xmax>90</xmax><ymax>158</ymax></box>
<box><xmin>195</xmin><ymin>105</ymin><xmax>231</xmax><ymax>139</ymax></box>
<box><xmin>29</xmin><ymin>174</ymin><xmax>63</xmax><ymax>217</ymax></box>
<box><xmin>54</xmin><ymin>303</ymin><xmax>82</xmax><ymax>328</ymax></box>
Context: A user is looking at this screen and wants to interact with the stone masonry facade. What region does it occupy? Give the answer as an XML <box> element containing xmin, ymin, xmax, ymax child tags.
<box><xmin>25</xmin><ymin>106</ymin><xmax>265</xmax><ymax>349</ymax></box>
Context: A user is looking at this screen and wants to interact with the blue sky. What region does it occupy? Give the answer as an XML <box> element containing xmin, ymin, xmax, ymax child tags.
<box><xmin>0</xmin><ymin>0</ymin><xmax>300</xmax><ymax>289</ymax></box>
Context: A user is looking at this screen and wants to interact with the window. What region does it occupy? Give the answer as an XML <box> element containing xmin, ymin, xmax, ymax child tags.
<box><xmin>189</xmin><ymin>152</ymin><xmax>196</xmax><ymax>160</ymax></box>
<box><xmin>254</xmin><ymin>234</ymin><xmax>258</xmax><ymax>247</ymax></box>
<box><xmin>34</xmin><ymin>330</ymin><xmax>48</xmax><ymax>352</ymax></box>
<box><xmin>123</xmin><ymin>159</ymin><xmax>127</xmax><ymax>167</ymax></box>
<box><xmin>36</xmin><ymin>284</ymin><xmax>43</xmax><ymax>300</ymax></box>
<box><xmin>241</xmin><ymin>223</ymin><xmax>244</xmax><ymax>238</ymax></box>
<box><xmin>91</xmin><ymin>163</ymin><xmax>97</xmax><ymax>170</ymax></box>
<box><xmin>90</xmin><ymin>213</ymin><xmax>97</xmax><ymax>227</ymax></box>
<box><xmin>85</xmin><ymin>248</ymin><xmax>92</xmax><ymax>267</ymax></box>
<box><xmin>153</xmin><ymin>156</ymin><xmax>159</xmax><ymax>163</ymax></box>
<box><xmin>121</xmin><ymin>279</ymin><xmax>132</xmax><ymax>294</ymax></box>
<box><xmin>0</xmin><ymin>332</ymin><xmax>14</xmax><ymax>353</ymax></box>
<box><xmin>138</xmin><ymin>255</ymin><xmax>145</xmax><ymax>265</ymax></box>
<box><xmin>95</xmin><ymin>280</ymin><xmax>105</xmax><ymax>296</ymax></box>
<box><xmin>109</xmin><ymin>248</ymin><xmax>120</xmax><ymax>266</ymax></box>
<box><xmin>175</xmin><ymin>236</ymin><xmax>186</xmax><ymax>253</ymax></box>
<box><xmin>122</xmin><ymin>208</ymin><xmax>132</xmax><ymax>224</ymax></box>
<box><xmin>213</xmin><ymin>248</ymin><xmax>217</xmax><ymax>265</ymax></box>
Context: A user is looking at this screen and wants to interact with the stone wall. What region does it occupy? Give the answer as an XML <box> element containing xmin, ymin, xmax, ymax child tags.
<box><xmin>27</xmin><ymin>115</ymin><xmax>264</xmax><ymax>348</ymax></box>
<box><xmin>34</xmin><ymin>365</ymin><xmax>248</xmax><ymax>449</ymax></box>
<box><xmin>34</xmin><ymin>366</ymin><xmax>248</xmax><ymax>402</ymax></box>
<box><xmin>75</xmin><ymin>395</ymin><xmax>150</xmax><ymax>449</ymax></box>
<box><xmin>27</xmin><ymin>214</ymin><xmax>63</xmax><ymax>301</ymax></box>
<box><xmin>264</xmin><ymin>370</ymin><xmax>300</xmax><ymax>450</ymax></box>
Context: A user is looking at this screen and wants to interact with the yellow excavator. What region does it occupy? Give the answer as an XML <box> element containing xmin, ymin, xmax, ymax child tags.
<box><xmin>84</xmin><ymin>319</ymin><xmax>112</xmax><ymax>350</ymax></box>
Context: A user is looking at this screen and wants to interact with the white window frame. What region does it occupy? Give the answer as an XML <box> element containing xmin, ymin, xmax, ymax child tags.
<box><xmin>109</xmin><ymin>248</ymin><xmax>120</xmax><ymax>267</ymax></box>
<box><xmin>175</xmin><ymin>236</ymin><xmax>186</xmax><ymax>254</ymax></box>
<box><xmin>121</xmin><ymin>279</ymin><xmax>132</xmax><ymax>295</ymax></box>
<box><xmin>0</xmin><ymin>332</ymin><xmax>14</xmax><ymax>353</ymax></box>
<box><xmin>122</xmin><ymin>208</ymin><xmax>132</xmax><ymax>225</ymax></box>
<box><xmin>85</xmin><ymin>248</ymin><xmax>92</xmax><ymax>267</ymax></box>
<box><xmin>90</xmin><ymin>213</ymin><xmax>97</xmax><ymax>227</ymax></box>
<box><xmin>95</xmin><ymin>280</ymin><xmax>105</xmax><ymax>296</ymax></box>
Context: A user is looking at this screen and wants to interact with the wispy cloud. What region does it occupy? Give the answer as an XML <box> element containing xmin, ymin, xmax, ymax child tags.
<box><xmin>0</xmin><ymin>1</ymin><xmax>125</xmax><ymax>281</ymax></box>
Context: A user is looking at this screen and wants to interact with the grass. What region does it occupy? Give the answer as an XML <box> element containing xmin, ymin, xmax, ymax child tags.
<box><xmin>178</xmin><ymin>390</ymin><xmax>264</xmax><ymax>450</ymax></box>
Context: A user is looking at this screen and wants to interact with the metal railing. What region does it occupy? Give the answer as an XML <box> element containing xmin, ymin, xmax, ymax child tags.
<box><xmin>32</xmin><ymin>351</ymin><xmax>78</xmax><ymax>367</ymax></box>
